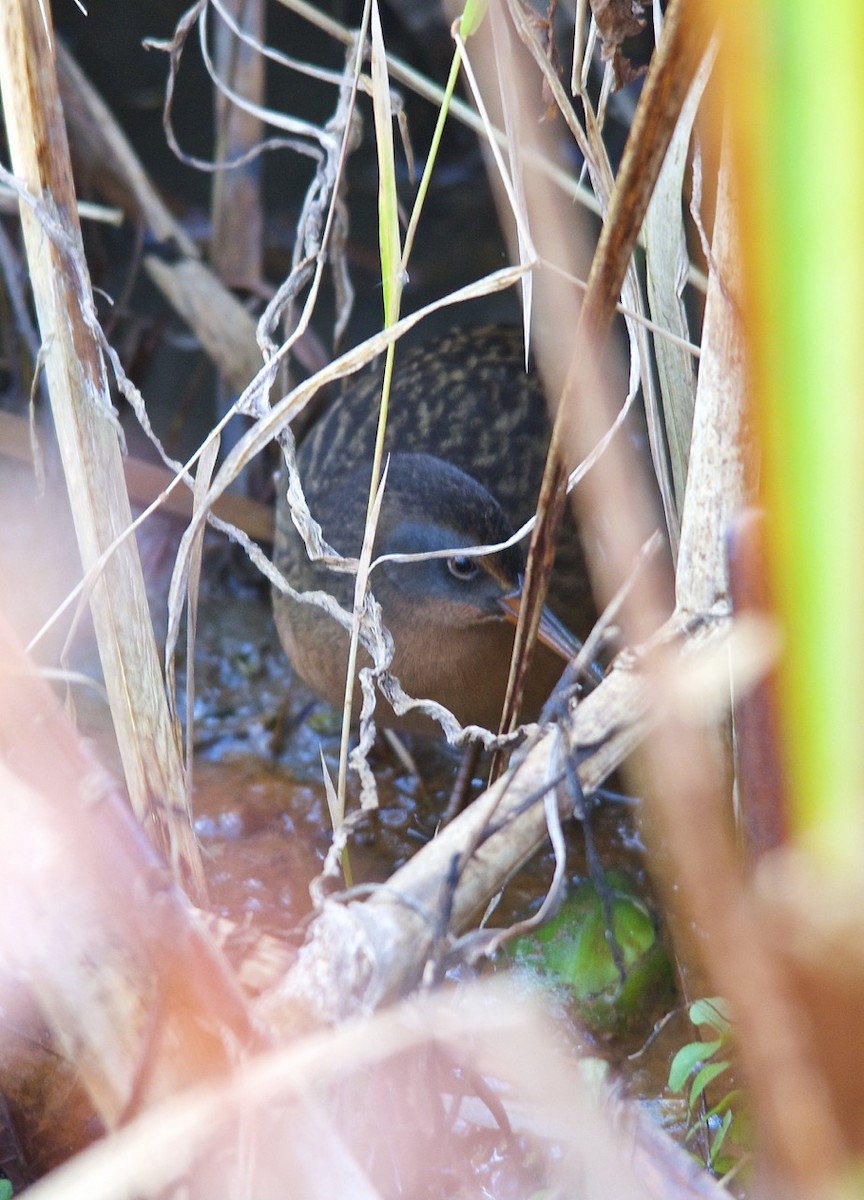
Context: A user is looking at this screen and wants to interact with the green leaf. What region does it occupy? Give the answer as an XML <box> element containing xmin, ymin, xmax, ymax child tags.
<box><xmin>0</xmin><ymin>1181</ymin><xmax>13</xmax><ymax>1200</ymax></box>
<box><xmin>689</xmin><ymin>1059</ymin><xmax>731</xmax><ymax>1111</ymax></box>
<box><xmin>460</xmin><ymin>0</ymin><xmax>489</xmax><ymax>38</ymax></box>
<box><xmin>689</xmin><ymin>997</ymin><xmax>732</xmax><ymax>1036</ymax></box>
<box><xmin>704</xmin><ymin>1088</ymin><xmax>745</xmax><ymax>1123</ymax></box>
<box><xmin>668</xmin><ymin>1039</ymin><xmax>722</xmax><ymax>1092</ymax></box>
<box><xmin>709</xmin><ymin>1108</ymin><xmax>734</xmax><ymax>1166</ymax></box>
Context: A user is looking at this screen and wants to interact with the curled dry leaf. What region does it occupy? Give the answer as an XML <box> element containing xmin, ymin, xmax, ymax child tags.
<box><xmin>589</xmin><ymin>0</ymin><xmax>650</xmax><ymax>88</ymax></box>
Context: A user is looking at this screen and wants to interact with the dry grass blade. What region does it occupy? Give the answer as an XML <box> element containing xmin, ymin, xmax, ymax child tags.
<box><xmin>183</xmin><ymin>436</ymin><xmax>221</xmax><ymax>785</ymax></box>
<box><xmin>497</xmin><ymin>458</ymin><xmax>569</xmax><ymax>747</ymax></box>
<box><xmin>504</xmin><ymin>0</ymin><xmax>710</xmax><ymax>731</ymax></box>
<box><xmin>675</xmin><ymin>134</ymin><xmax>748</xmax><ymax>616</ymax></box>
<box><xmin>0</xmin><ymin>184</ymin><xmax>122</xmax><ymax>224</ymax></box>
<box><xmin>644</xmin><ymin>46</ymin><xmax>715</xmax><ymax>541</ymax></box>
<box><xmin>336</xmin><ymin>460</ymin><xmax>389</xmax><ymax>829</ymax></box>
<box><xmin>454</xmin><ymin>23</ymin><xmax>536</xmax><ymax>264</ymax></box>
<box><xmin>576</xmin><ymin>0</ymin><xmax>710</xmax><ymax>337</ymax></box>
<box><xmin>0</xmin><ymin>0</ymin><xmax>205</xmax><ymax>900</ymax></box>
<box><xmin>489</xmin><ymin>4</ymin><xmax>534</xmax><ymax>348</ymax></box>
<box><xmin>564</xmin><ymin>1</ymin><xmax>698</xmax><ymax>548</ymax></box>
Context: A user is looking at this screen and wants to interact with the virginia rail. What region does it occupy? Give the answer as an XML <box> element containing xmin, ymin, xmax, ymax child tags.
<box><xmin>273</xmin><ymin>325</ymin><xmax>595</xmax><ymax>731</ymax></box>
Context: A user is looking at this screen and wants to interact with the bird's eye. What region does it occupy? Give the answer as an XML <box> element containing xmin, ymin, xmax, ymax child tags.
<box><xmin>447</xmin><ymin>554</ymin><xmax>480</xmax><ymax>581</ymax></box>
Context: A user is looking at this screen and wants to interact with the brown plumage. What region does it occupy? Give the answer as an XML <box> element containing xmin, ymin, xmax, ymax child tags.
<box><xmin>272</xmin><ymin>325</ymin><xmax>595</xmax><ymax>731</ymax></box>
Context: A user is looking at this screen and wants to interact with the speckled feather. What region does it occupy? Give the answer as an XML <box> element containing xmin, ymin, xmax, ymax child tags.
<box><xmin>280</xmin><ymin>325</ymin><xmax>590</xmax><ymax>625</ymax></box>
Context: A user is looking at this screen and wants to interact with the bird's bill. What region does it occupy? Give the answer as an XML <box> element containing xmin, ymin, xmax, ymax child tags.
<box><xmin>498</xmin><ymin>590</ymin><xmax>579</xmax><ymax>663</ymax></box>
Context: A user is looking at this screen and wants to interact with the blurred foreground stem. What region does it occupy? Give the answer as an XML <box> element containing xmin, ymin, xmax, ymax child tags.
<box><xmin>727</xmin><ymin>3</ymin><xmax>864</xmax><ymax>867</ymax></box>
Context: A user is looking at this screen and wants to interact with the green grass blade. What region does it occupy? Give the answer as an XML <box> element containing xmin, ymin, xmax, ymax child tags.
<box><xmin>729</xmin><ymin>2</ymin><xmax>864</xmax><ymax>865</ymax></box>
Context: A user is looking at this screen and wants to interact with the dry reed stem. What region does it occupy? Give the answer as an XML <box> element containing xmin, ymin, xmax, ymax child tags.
<box><xmin>210</xmin><ymin>0</ymin><xmax>266</xmax><ymax>295</ymax></box>
<box><xmin>258</xmin><ymin>612</ymin><xmax>747</xmax><ymax>1029</ymax></box>
<box><xmin>643</xmin><ymin>47</ymin><xmax>714</xmax><ymax>523</ymax></box>
<box><xmin>558</xmin><ymin>0</ymin><xmax>676</xmax><ymax>544</ymax></box>
<box><xmin>0</xmin><ymin>0</ymin><xmax>205</xmax><ymax>899</ymax></box>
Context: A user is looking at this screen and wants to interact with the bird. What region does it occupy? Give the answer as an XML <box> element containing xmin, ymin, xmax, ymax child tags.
<box><xmin>272</xmin><ymin>325</ymin><xmax>596</xmax><ymax>733</ymax></box>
